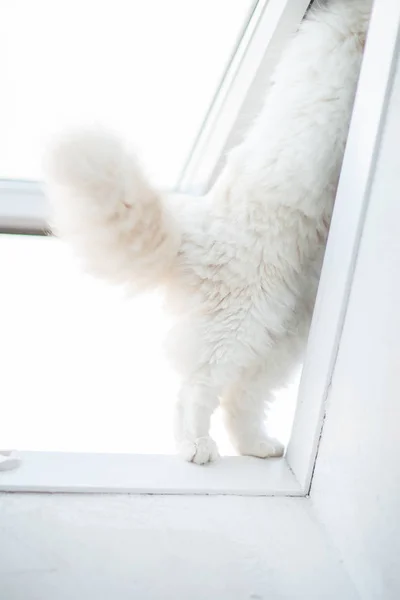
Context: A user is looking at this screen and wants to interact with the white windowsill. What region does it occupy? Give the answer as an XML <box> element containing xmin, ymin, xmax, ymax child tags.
<box><xmin>0</xmin><ymin>179</ymin><xmax>48</xmax><ymax>232</ymax></box>
<box><xmin>0</xmin><ymin>452</ymin><xmax>302</xmax><ymax>496</ymax></box>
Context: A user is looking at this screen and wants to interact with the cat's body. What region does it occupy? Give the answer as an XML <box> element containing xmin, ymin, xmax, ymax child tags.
<box><xmin>47</xmin><ymin>0</ymin><xmax>372</xmax><ymax>463</ymax></box>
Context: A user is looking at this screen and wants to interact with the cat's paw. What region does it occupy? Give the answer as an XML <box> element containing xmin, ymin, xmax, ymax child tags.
<box><xmin>178</xmin><ymin>436</ymin><xmax>219</xmax><ymax>465</ymax></box>
<box><xmin>238</xmin><ymin>436</ymin><xmax>285</xmax><ymax>459</ymax></box>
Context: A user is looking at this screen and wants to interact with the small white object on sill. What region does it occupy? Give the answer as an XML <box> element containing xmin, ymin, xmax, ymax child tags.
<box><xmin>0</xmin><ymin>450</ymin><xmax>21</xmax><ymax>471</ymax></box>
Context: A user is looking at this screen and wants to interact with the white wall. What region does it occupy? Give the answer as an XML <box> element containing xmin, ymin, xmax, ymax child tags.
<box><xmin>311</xmin><ymin>45</ymin><xmax>400</xmax><ymax>600</ymax></box>
<box><xmin>0</xmin><ymin>494</ymin><xmax>357</xmax><ymax>600</ymax></box>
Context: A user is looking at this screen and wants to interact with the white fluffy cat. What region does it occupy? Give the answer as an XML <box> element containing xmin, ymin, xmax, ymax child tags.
<box><xmin>46</xmin><ymin>0</ymin><xmax>372</xmax><ymax>464</ymax></box>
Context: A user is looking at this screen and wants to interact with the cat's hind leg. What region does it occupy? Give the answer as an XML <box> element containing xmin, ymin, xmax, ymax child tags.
<box><xmin>221</xmin><ymin>370</ymin><xmax>285</xmax><ymax>459</ymax></box>
<box><xmin>221</xmin><ymin>322</ymin><xmax>307</xmax><ymax>459</ymax></box>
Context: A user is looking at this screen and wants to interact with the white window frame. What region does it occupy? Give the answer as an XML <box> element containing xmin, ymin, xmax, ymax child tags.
<box><xmin>0</xmin><ymin>0</ymin><xmax>310</xmax><ymax>233</ymax></box>
<box><xmin>1</xmin><ymin>0</ymin><xmax>397</xmax><ymax>497</ymax></box>
<box><xmin>0</xmin><ymin>180</ymin><xmax>49</xmax><ymax>234</ymax></box>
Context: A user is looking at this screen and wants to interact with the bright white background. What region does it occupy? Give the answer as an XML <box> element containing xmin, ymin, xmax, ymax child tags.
<box><xmin>0</xmin><ymin>0</ymin><xmax>254</xmax><ymax>187</ymax></box>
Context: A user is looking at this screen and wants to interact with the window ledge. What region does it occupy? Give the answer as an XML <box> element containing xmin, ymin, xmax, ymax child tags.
<box><xmin>0</xmin><ymin>180</ymin><xmax>48</xmax><ymax>233</ymax></box>
<box><xmin>0</xmin><ymin>451</ymin><xmax>303</xmax><ymax>496</ymax></box>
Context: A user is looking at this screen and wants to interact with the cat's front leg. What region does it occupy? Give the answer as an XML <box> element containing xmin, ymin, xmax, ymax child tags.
<box><xmin>174</xmin><ymin>380</ymin><xmax>220</xmax><ymax>465</ymax></box>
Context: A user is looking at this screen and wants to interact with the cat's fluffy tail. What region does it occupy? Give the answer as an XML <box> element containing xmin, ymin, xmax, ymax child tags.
<box><xmin>45</xmin><ymin>130</ymin><xmax>181</xmax><ymax>290</ymax></box>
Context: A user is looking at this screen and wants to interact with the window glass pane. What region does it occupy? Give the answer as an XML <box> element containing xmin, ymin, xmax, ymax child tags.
<box><xmin>0</xmin><ymin>0</ymin><xmax>255</xmax><ymax>187</ymax></box>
